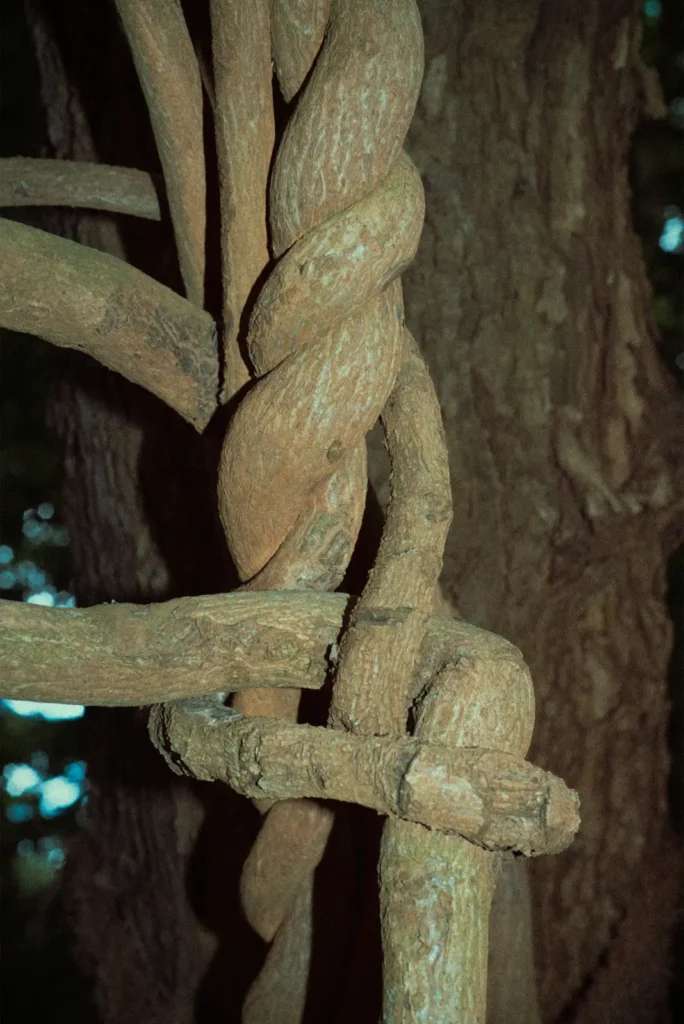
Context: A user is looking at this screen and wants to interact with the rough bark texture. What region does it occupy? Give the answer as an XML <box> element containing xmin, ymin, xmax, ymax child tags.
<box><xmin>47</xmin><ymin>369</ymin><xmax>228</xmax><ymax>1024</ymax></box>
<box><xmin>0</xmin><ymin>217</ymin><xmax>218</xmax><ymax>429</ymax></box>
<box><xmin>380</xmin><ymin>608</ymin><xmax>533</xmax><ymax>1021</ymax></box>
<box><xmin>210</xmin><ymin>0</ymin><xmax>274</xmax><ymax>400</ymax></box>
<box><xmin>215</xmin><ymin>8</ymin><xmax>431</xmax><ymax>1018</ymax></box>
<box><xmin>0</xmin><ymin>590</ymin><xmax>349</xmax><ymax>705</ymax></box>
<box><xmin>21</xmin><ymin>3</ymin><xmax>235</xmax><ymax>1021</ymax></box>
<box><xmin>114</xmin><ymin>0</ymin><xmax>206</xmax><ymax>306</ymax></box>
<box><xmin>12</xmin><ymin>0</ymin><xmax>682</xmax><ymax>1021</ymax></box>
<box><xmin>151</xmin><ymin>696</ymin><xmax>579</xmax><ymax>856</ymax></box>
<box><xmin>0</xmin><ymin>592</ymin><xmax>536</xmax><ymax>716</ymax></box>
<box><xmin>401</xmin><ymin>1</ymin><xmax>684</xmax><ymax>1020</ymax></box>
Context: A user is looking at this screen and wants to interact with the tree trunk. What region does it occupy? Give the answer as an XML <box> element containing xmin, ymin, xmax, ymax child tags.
<box><xmin>402</xmin><ymin>1</ymin><xmax>683</xmax><ymax>1020</ymax></box>
<box><xmin>19</xmin><ymin>0</ymin><xmax>683</xmax><ymax>1021</ymax></box>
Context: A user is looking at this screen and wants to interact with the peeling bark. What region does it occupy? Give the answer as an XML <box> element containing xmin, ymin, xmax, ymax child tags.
<box><xmin>151</xmin><ymin>694</ymin><xmax>579</xmax><ymax>856</ymax></box>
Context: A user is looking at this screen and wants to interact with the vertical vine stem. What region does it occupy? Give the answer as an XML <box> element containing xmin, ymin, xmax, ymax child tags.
<box><xmin>380</xmin><ymin>648</ymin><xmax>535</xmax><ymax>1022</ymax></box>
<box><xmin>210</xmin><ymin>0</ymin><xmax>274</xmax><ymax>401</ymax></box>
<box><xmin>328</xmin><ymin>328</ymin><xmax>453</xmax><ymax>737</ymax></box>
<box><xmin>115</xmin><ymin>0</ymin><xmax>205</xmax><ymax>306</ymax></box>
<box><xmin>326</xmin><ymin>325</ymin><xmax>497</xmax><ymax>1018</ymax></box>
<box><xmin>0</xmin><ymin>1</ymin><xmax>587</xmax><ymax>1018</ymax></box>
<box><xmin>217</xmin><ymin>2</ymin><xmax>426</xmax><ymax>1015</ymax></box>
<box><xmin>381</xmin><ymin>826</ymin><xmax>497</xmax><ymax>1021</ymax></box>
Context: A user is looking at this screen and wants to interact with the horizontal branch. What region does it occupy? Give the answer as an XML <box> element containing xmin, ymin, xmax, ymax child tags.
<box><xmin>0</xmin><ymin>158</ymin><xmax>161</xmax><ymax>219</ymax></box>
<box><xmin>151</xmin><ymin>696</ymin><xmax>580</xmax><ymax>857</ymax></box>
<box><xmin>0</xmin><ymin>217</ymin><xmax>218</xmax><ymax>430</ymax></box>
<box><xmin>0</xmin><ymin>591</ymin><xmax>340</xmax><ymax>705</ymax></box>
<box><xmin>0</xmin><ymin>591</ymin><xmax>517</xmax><ymax>710</ymax></box>
<box><xmin>3</xmin><ymin>587</ymin><xmax>579</xmax><ymax>853</ymax></box>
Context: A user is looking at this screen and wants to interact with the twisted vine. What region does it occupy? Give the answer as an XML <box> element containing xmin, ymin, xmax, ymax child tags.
<box><xmin>0</xmin><ymin>2</ymin><xmax>582</xmax><ymax>1018</ymax></box>
<box><xmin>216</xmin><ymin>1</ymin><xmax>425</xmax><ymax>1016</ymax></box>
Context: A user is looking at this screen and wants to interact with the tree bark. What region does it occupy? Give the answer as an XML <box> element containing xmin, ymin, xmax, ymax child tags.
<box><xmin>402</xmin><ymin>1</ymin><xmax>683</xmax><ymax>1020</ymax></box>
<box><xmin>15</xmin><ymin>0</ymin><xmax>683</xmax><ymax>1021</ymax></box>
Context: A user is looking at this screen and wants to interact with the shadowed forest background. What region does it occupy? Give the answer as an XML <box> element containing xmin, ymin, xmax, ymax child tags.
<box><xmin>1</xmin><ymin>0</ymin><xmax>683</xmax><ymax>1021</ymax></box>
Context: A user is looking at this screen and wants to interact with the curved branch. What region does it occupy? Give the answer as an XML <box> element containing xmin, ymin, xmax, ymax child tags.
<box><xmin>0</xmin><ymin>158</ymin><xmax>161</xmax><ymax>220</ymax></box>
<box><xmin>270</xmin><ymin>0</ymin><xmax>331</xmax><ymax>103</ymax></box>
<box><xmin>115</xmin><ymin>0</ymin><xmax>205</xmax><ymax>306</ymax></box>
<box><xmin>329</xmin><ymin>329</ymin><xmax>453</xmax><ymax>735</ymax></box>
<box><xmin>0</xmin><ymin>218</ymin><xmax>217</xmax><ymax>430</ymax></box>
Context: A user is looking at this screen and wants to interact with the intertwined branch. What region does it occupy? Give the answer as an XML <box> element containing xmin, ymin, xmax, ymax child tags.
<box><xmin>213</xmin><ymin>3</ymin><xmax>434</xmax><ymax>1014</ymax></box>
<box><xmin>0</xmin><ymin>1</ymin><xmax>580</xmax><ymax>1020</ymax></box>
<box><xmin>0</xmin><ymin>593</ymin><xmax>578</xmax><ymax>856</ymax></box>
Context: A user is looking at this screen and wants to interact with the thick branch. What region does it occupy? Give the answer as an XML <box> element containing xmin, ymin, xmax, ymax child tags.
<box><xmin>0</xmin><ymin>591</ymin><xmax>521</xmax><ymax>709</ymax></box>
<box><xmin>0</xmin><ymin>218</ymin><xmax>217</xmax><ymax>430</ymax></box>
<box><xmin>115</xmin><ymin>0</ymin><xmax>205</xmax><ymax>305</ymax></box>
<box><xmin>150</xmin><ymin>696</ymin><xmax>579</xmax><ymax>857</ymax></box>
<box><xmin>0</xmin><ymin>158</ymin><xmax>161</xmax><ymax>219</ymax></box>
<box><xmin>270</xmin><ymin>0</ymin><xmax>331</xmax><ymax>103</ymax></box>
<box><xmin>0</xmin><ymin>591</ymin><xmax>339</xmax><ymax>705</ymax></box>
<box><xmin>381</xmin><ymin>626</ymin><xmax>538</xmax><ymax>1021</ymax></box>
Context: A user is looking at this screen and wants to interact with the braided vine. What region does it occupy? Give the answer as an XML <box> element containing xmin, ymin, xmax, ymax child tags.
<box><xmin>216</xmin><ymin>0</ymin><xmax>425</xmax><ymax>1016</ymax></box>
<box><xmin>0</xmin><ymin>2</ymin><xmax>584</xmax><ymax>1019</ymax></box>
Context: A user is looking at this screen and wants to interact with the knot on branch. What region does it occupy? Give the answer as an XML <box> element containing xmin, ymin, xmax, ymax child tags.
<box><xmin>149</xmin><ymin>696</ymin><xmax>579</xmax><ymax>859</ymax></box>
<box><xmin>148</xmin><ymin>620</ymin><xmax>580</xmax><ymax>859</ymax></box>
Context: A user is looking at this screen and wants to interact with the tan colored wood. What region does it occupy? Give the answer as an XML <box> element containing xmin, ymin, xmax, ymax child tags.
<box><xmin>0</xmin><ymin>158</ymin><xmax>161</xmax><ymax>219</ymax></box>
<box><xmin>0</xmin><ymin>217</ymin><xmax>217</xmax><ymax>430</ymax></box>
<box><xmin>214</xmin><ymin>6</ymin><xmax>428</xmax><ymax>1012</ymax></box>
<box><xmin>0</xmin><ymin>590</ymin><xmax>343</xmax><ymax>705</ymax></box>
<box><xmin>380</xmin><ymin>623</ymin><xmax>537</xmax><ymax>1022</ymax></box>
<box><xmin>115</xmin><ymin>0</ymin><xmax>205</xmax><ymax>306</ymax></box>
<box><xmin>151</xmin><ymin>695</ymin><xmax>579</xmax><ymax>856</ymax></box>
<box><xmin>210</xmin><ymin>0</ymin><xmax>274</xmax><ymax>400</ymax></box>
